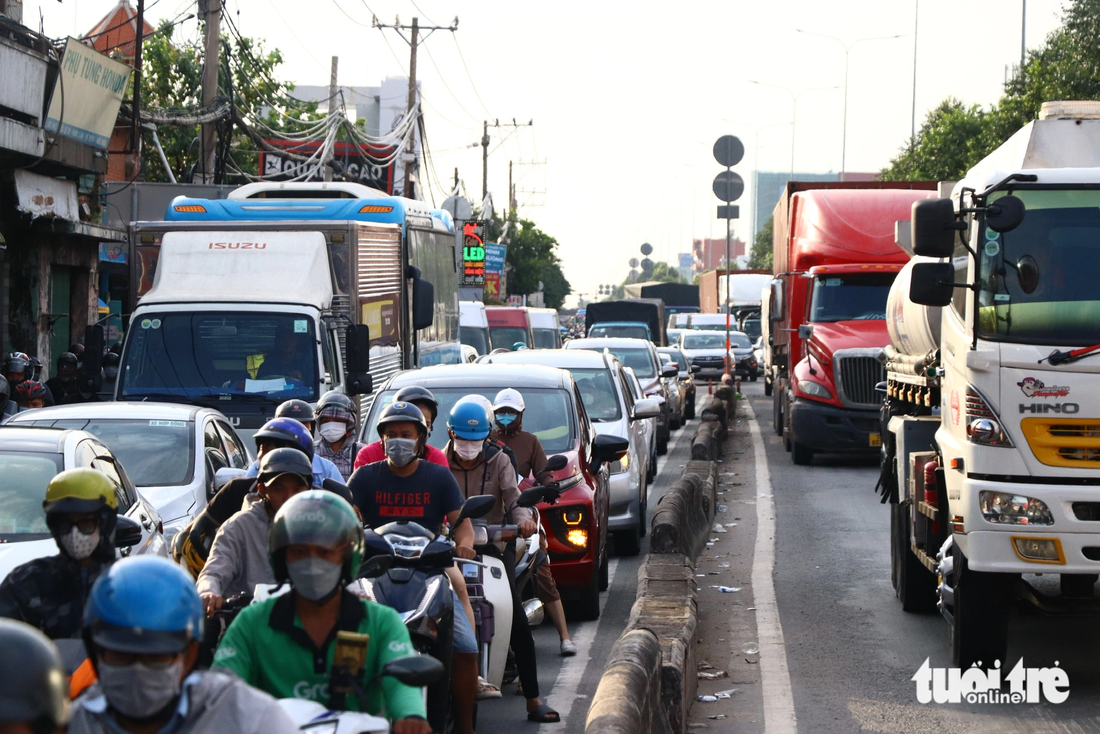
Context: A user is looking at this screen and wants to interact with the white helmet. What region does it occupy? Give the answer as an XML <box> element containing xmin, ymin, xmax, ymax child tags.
<box><xmin>456</xmin><ymin>394</ymin><xmax>496</xmax><ymax>419</ymax></box>
<box><xmin>494</xmin><ymin>388</ymin><xmax>525</xmax><ymax>413</ymax></box>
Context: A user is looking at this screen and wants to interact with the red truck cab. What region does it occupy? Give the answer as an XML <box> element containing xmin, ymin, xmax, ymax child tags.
<box><xmin>485</xmin><ymin>306</ymin><xmax>534</xmax><ymax>351</ymax></box>
<box><xmin>770</xmin><ymin>183</ymin><xmax>936</xmax><ymax>464</ymax></box>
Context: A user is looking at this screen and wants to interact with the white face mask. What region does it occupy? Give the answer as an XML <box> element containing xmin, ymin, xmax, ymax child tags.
<box><xmin>318</xmin><ymin>422</ymin><xmax>348</xmax><ymax>443</ymax></box>
<box><xmin>454</xmin><ymin>438</ymin><xmax>484</xmax><ymax>461</ymax></box>
<box><xmin>58</xmin><ymin>526</ymin><xmax>100</xmax><ymax>560</ymax></box>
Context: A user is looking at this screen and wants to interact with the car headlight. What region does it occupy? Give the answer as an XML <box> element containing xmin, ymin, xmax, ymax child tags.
<box><xmin>979</xmin><ymin>491</ymin><xmax>1054</xmax><ymax>525</ymax></box>
<box><xmin>797</xmin><ymin>380</ymin><xmax>832</xmax><ymax>400</ymax></box>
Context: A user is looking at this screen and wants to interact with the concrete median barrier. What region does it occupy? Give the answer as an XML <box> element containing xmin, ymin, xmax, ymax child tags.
<box><xmin>584</xmin><ymin>628</ymin><xmax>673</xmax><ymax>734</ymax></box>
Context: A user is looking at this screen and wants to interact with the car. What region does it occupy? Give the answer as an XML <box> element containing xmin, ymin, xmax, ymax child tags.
<box><xmin>679</xmin><ymin>330</ymin><xmax>758</xmax><ymax>381</ymax></box>
<box><xmin>667</xmin><ymin>328</ymin><xmax>685</xmax><ymax>346</ymax></box>
<box><xmin>658</xmin><ymin>352</ymin><xmax>685</xmax><ymax>430</ymax></box>
<box><xmin>8</xmin><ymin>402</ymin><xmax>253</xmax><ymax>539</ymax></box>
<box><xmin>565</xmin><ymin>337</ymin><xmax>678</xmax><ymax>455</ymax></box>
<box><xmin>479</xmin><ymin>349</ymin><xmax>661</xmax><ymax>555</ymax></box>
<box><xmin>360</xmin><ymin>364</ymin><xmax>627</xmax><ymax>619</ymax></box>
<box><xmin>657</xmin><ymin>346</ymin><xmax>697</xmax><ymax>421</ymax></box>
<box><xmin>0</xmin><ymin>426</ymin><xmax>169</xmax><ymax>582</ymax></box>
<box><xmin>622</xmin><ymin>366</ymin><xmax>658</xmax><ymax>483</ymax></box>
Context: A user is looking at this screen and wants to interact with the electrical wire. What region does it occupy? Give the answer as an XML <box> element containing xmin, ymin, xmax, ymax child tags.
<box><xmin>420</xmin><ymin>41</ymin><xmax>481</xmax><ymax>125</ymax></box>
<box><xmin>452</xmin><ymin>34</ymin><xmax>493</xmax><ymax>118</ymax></box>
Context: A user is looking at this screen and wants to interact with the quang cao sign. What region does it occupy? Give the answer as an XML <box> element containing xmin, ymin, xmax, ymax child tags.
<box><xmin>258</xmin><ymin>140</ymin><xmax>396</xmax><ymax>194</ymax></box>
<box><xmin>462</xmin><ymin>221</ymin><xmax>486</xmax><ymax>287</ymax></box>
<box><xmin>45</xmin><ymin>38</ymin><xmax>131</xmax><ymax>149</ymax></box>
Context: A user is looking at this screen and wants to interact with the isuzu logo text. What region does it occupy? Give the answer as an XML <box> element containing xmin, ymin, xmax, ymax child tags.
<box><xmin>207</xmin><ymin>242</ymin><xmax>267</xmax><ymax>249</ymax></box>
<box><xmin>912</xmin><ymin>659</ymin><xmax>1069</xmax><ymax>704</ymax></box>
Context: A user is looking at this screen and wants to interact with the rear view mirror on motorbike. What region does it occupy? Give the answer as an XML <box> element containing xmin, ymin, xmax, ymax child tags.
<box><xmin>322</xmin><ymin>477</ymin><xmax>354</xmax><ymax>504</ymax></box>
<box><xmin>454</xmin><ymin>494</ymin><xmax>496</xmax><ymax>529</ymax></box>
<box><xmin>358</xmin><ymin>554</ymin><xmax>393</xmax><ymax>579</ymax></box>
<box><xmin>378</xmin><ymin>655</ymin><xmax>445</xmax><ymax>688</ymax></box>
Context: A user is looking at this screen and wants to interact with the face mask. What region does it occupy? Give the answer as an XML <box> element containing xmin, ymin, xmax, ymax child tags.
<box><xmin>58</xmin><ymin>526</ymin><xmax>100</xmax><ymax>560</ymax></box>
<box><xmin>288</xmin><ymin>557</ymin><xmax>343</xmax><ymax>601</ymax></box>
<box><xmin>384</xmin><ymin>437</ymin><xmax>419</xmax><ymax>467</ymax></box>
<box><xmin>319</xmin><ymin>422</ymin><xmax>348</xmax><ymax>443</ymax></box>
<box><xmin>454</xmin><ymin>438</ymin><xmax>484</xmax><ymax>461</ymax></box>
<box><xmin>495</xmin><ymin>413</ymin><xmax>517</xmax><ymax>427</ymax></box>
<box><xmin>97</xmin><ymin>660</ymin><xmax>184</xmax><ymax>719</ymax></box>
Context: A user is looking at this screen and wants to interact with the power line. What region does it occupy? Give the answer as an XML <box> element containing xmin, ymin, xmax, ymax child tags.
<box><xmin>452</xmin><ymin>35</ymin><xmax>492</xmax><ymax>118</ymax></box>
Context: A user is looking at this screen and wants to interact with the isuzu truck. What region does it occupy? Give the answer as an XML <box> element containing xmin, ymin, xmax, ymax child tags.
<box><xmin>882</xmin><ymin>101</ymin><xmax>1100</xmax><ymax>668</ymax></box>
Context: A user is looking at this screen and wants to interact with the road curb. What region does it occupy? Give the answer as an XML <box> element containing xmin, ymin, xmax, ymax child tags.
<box><xmin>584</xmin><ymin>628</ymin><xmax>673</xmax><ymax>734</ymax></box>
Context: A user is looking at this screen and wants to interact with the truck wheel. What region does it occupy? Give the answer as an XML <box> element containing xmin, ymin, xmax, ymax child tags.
<box><xmin>657</xmin><ymin>436</ymin><xmax>668</xmax><ymax>455</ymax></box>
<box><xmin>773</xmin><ymin>391</ymin><xmax>784</xmax><ymax>437</ymax></box>
<box><xmin>892</xmin><ymin>502</ymin><xmax>937</xmax><ymax>612</ymax></box>
<box><xmin>948</xmin><ymin>546</ymin><xmax>1011</xmax><ymax>670</ymax></box>
<box><xmin>749</xmin><ymin>373</ymin><xmax>758</xmax><ymax>382</ymax></box>
<box><xmin>791</xmin><ymin>442</ymin><xmax>813</xmax><ymax>465</ymax></box>
<box><xmin>685</xmin><ymin>393</ymin><xmax>695</xmax><ymax>420</ymax></box>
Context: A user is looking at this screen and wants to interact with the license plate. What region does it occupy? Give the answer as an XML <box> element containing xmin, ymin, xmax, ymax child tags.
<box><xmin>869</xmin><ymin>433</ymin><xmax>882</xmax><ymax>447</ymax></box>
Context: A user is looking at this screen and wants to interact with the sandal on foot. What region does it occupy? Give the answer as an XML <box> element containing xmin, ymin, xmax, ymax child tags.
<box><xmin>527</xmin><ymin>703</ymin><xmax>561</xmax><ymax>723</ymax></box>
<box><xmin>477</xmin><ymin>676</ymin><xmax>502</xmax><ymax>700</ymax></box>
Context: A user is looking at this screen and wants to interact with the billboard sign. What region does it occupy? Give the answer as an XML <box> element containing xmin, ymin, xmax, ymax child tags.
<box><xmin>258</xmin><ymin>140</ymin><xmax>396</xmax><ymax>193</ymax></box>
<box><xmin>44</xmin><ymin>38</ymin><xmax>131</xmax><ymax>149</ymax></box>
<box><xmin>484</xmin><ymin>243</ymin><xmax>507</xmax><ymax>274</ymax></box>
<box><xmin>484</xmin><ymin>272</ymin><xmax>501</xmax><ymax>299</ymax></box>
<box><xmin>462</xmin><ymin>222</ymin><xmax>486</xmax><ymax>286</ymax></box>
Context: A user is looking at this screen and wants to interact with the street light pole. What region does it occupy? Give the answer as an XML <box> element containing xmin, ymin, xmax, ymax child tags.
<box><xmin>746</xmin><ymin>81</ymin><xmax>841</xmax><ymax>179</ymax></box>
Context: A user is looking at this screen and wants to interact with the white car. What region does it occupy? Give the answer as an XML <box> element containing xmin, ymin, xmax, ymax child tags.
<box><xmin>0</xmin><ymin>426</ymin><xmax>168</xmax><ymax>582</ymax></box>
<box><xmin>679</xmin><ymin>330</ymin><xmax>757</xmax><ymax>380</ymax></box>
<box><xmin>9</xmin><ymin>402</ymin><xmax>253</xmax><ymax>539</ymax></box>
<box><xmin>480</xmin><ymin>348</ymin><xmax>660</xmax><ymax>555</ymax></box>
<box><xmin>622</xmin><ymin>366</ymin><xmax>657</xmax><ymax>483</ymax></box>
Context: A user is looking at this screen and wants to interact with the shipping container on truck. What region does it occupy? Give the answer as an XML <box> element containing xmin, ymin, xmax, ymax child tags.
<box><xmin>584</xmin><ymin>298</ymin><xmax>667</xmax><ymax>346</ymax></box>
<box><xmin>769</xmin><ymin>181</ymin><xmax>937</xmax><ymax>465</ymax></box>
<box><xmin>117</xmin><ymin>183</ymin><xmax>459</xmax><ymax>440</ymax></box>
<box><xmin>697</xmin><ymin>269</ymin><xmax>772</xmax><ymax>314</ymax></box>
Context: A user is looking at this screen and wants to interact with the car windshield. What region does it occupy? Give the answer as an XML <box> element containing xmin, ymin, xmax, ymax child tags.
<box><xmin>682</xmin><ymin>333</ymin><xmax>728</xmax><ymax>350</ymax></box>
<box><xmin>532</xmin><ymin>329</ymin><xmax>558</xmax><ymax>349</ymax></box>
<box><xmin>0</xmin><ymin>452</ymin><xmax>63</xmax><ymax>540</ymax></box>
<box><xmin>21</xmin><ymin>419</ymin><xmax>194</xmax><ymax>486</ymax></box>
<box><xmin>489</xmin><ymin>327</ymin><xmax>529</xmax><ymax>350</ymax></box>
<box><xmin>660</xmin><ymin>350</ymin><xmax>688</xmax><ymax>370</ymax></box>
<box><xmin>588</xmin><ymin>325</ymin><xmax>650</xmax><ymax>340</ymax></box>
<box><xmin>461</xmin><ymin>326</ymin><xmax>490</xmax><ymax>356</ymax></box>
<box><xmin>978</xmin><ymin>189</ymin><xmax>1100</xmax><ymax>345</ymax></box>
<box><xmin>118</xmin><ymin>312</ymin><xmax>319</xmax><ymax>403</ymax></box>
<box><xmin>605</xmin><ymin>348</ymin><xmax>656</xmax><ymax>379</ymax></box>
<box><xmin>691</xmin><ymin>323</ymin><xmax>729</xmax><ymax>331</ymax></box>
<box><xmin>567</xmin><ymin>368</ymin><xmax>622</xmax><ymax>422</ymax></box>
<box><xmin>810</xmin><ymin>274</ymin><xmax>895</xmax><ymax>322</ymax></box>
<box><xmin>367</xmin><ymin>387</ymin><xmax>577</xmax><ymax>453</ymax></box>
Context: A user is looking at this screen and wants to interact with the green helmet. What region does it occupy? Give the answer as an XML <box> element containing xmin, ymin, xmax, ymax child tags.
<box><xmin>269</xmin><ymin>490</ymin><xmax>364</xmax><ymax>586</ymax></box>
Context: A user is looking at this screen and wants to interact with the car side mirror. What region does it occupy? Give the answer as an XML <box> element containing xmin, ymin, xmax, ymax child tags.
<box><xmin>114</xmin><ymin>514</ymin><xmax>143</xmax><ymax>549</ymax></box>
<box><xmin>661</xmin><ymin>363</ymin><xmax>679</xmax><ymax>378</ymax></box>
<box><xmin>344</xmin><ymin>324</ymin><xmax>373</xmax><ymax>396</ymax></box>
<box><xmin>591</xmin><ymin>433</ymin><xmax>629</xmax><ymax>470</ymax></box>
<box><xmin>358</xmin><ymin>554</ymin><xmax>393</xmax><ymax>579</ymax></box>
<box><xmin>631</xmin><ymin>398</ymin><xmax>661</xmax><ymax>421</ymax></box>
<box><xmin>408</xmin><ymin>266</ymin><xmax>435</xmax><ymax>331</ymax></box>
<box><xmin>543</xmin><ymin>454</ymin><xmax>568</xmax><ymax>473</ymax></box>
<box><xmin>214</xmin><ymin>466</ymin><xmax>247</xmax><ymax>492</ymax></box>
<box><xmin>911</xmin><ymin>198</ymin><xmax>958</xmax><ymax>258</ymax></box>
<box><xmin>378</xmin><ymin>655</ymin><xmax>445</xmax><ymax>688</ymax></box>
<box><xmin>909</xmin><ymin>262</ymin><xmax>956</xmax><ymax>307</ymax></box>
<box><xmin>690</xmin><ymin>364</ymin><xmax>702</xmax><ymax>374</ymax></box>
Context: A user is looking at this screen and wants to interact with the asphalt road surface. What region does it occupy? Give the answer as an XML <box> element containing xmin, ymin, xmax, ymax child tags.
<box><xmin>477</xmin><ymin>404</ymin><xmax>700</xmax><ymax>734</ymax></box>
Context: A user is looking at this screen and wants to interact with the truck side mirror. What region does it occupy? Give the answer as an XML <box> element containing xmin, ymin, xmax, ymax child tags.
<box><xmin>986</xmin><ymin>195</ymin><xmax>1025</xmax><ymax>233</ymax></box>
<box><xmin>343</xmin><ymin>324</ymin><xmax>373</xmax><ymax>396</ymax></box>
<box><xmin>769</xmin><ymin>280</ymin><xmax>785</xmax><ymax>321</ymax></box>
<box><xmin>911</xmin><ymin>198</ymin><xmax>957</xmax><ymax>258</ymax></box>
<box><xmin>798</xmin><ymin>324</ymin><xmax>813</xmax><ymax>340</ymax></box>
<box><xmin>909</xmin><ymin>262</ymin><xmax>956</xmax><ymax>307</ymax></box>
<box><xmin>408</xmin><ymin>266</ymin><xmax>435</xmax><ymax>331</ymax></box>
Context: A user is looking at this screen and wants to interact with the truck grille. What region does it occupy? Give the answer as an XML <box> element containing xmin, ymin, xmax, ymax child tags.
<box><xmin>1021</xmin><ymin>418</ymin><xmax>1100</xmax><ymax>467</ymax></box>
<box><xmin>834</xmin><ymin>351</ymin><xmax>886</xmax><ymax>409</ymax></box>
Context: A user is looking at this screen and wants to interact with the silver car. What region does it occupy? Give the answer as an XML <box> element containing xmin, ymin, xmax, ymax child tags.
<box><xmin>480</xmin><ymin>349</ymin><xmax>660</xmax><ymax>556</ymax></box>
<box><xmin>9</xmin><ymin>402</ymin><xmax>253</xmax><ymax>539</ymax></box>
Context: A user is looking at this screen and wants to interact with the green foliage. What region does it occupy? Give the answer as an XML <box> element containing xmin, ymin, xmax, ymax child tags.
<box><xmin>882</xmin><ymin>0</ymin><xmax>1100</xmax><ymax>182</ymax></box>
<box><xmin>480</xmin><ymin>209</ymin><xmax>572</xmax><ymax>310</ymax></box>
<box><xmin>748</xmin><ymin>216</ymin><xmax>774</xmax><ymax>271</ymax></box>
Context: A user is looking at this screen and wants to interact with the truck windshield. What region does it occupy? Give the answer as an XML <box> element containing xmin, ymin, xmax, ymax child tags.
<box><xmin>119</xmin><ymin>312</ymin><xmax>319</xmax><ymax>403</ymax></box>
<box><xmin>978</xmin><ymin>189</ymin><xmax>1100</xmax><ymax>346</ymax></box>
<box><xmin>809</xmin><ymin>273</ymin><xmax>895</xmax><ymax>322</ymax></box>
<box><xmin>588</xmin><ymin>324</ymin><xmax>650</xmax><ymax>340</ymax></box>
<box><xmin>490</xmin><ymin>327</ymin><xmax>529</xmax><ymax>350</ymax></box>
<box><xmin>532</xmin><ymin>329</ymin><xmax>559</xmax><ymax>349</ymax></box>
<box><xmin>461</xmin><ymin>326</ymin><xmax>491</xmax><ymax>355</ymax></box>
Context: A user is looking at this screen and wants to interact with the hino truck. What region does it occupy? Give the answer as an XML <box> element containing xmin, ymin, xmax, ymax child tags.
<box><xmin>116</xmin><ymin>183</ymin><xmax>460</xmax><ymax>439</ymax></box>
<box><xmin>770</xmin><ymin>182</ymin><xmax>937</xmax><ymax>465</ymax></box>
<box><xmin>882</xmin><ymin>101</ymin><xmax>1100</xmax><ymax>668</ymax></box>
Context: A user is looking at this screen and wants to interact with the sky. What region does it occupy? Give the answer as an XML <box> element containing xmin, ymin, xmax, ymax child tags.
<box><xmin>27</xmin><ymin>0</ymin><xmax>1065</xmax><ymax>305</ymax></box>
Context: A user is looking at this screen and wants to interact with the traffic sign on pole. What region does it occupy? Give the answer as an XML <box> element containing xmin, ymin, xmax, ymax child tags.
<box><xmin>712</xmin><ymin>170</ymin><xmax>745</xmax><ymax>203</ymax></box>
<box><xmin>717</xmin><ymin>205</ymin><xmax>740</xmax><ymax>220</ymax></box>
<box><xmin>712</xmin><ymin>135</ymin><xmax>745</xmax><ymax>167</ymax></box>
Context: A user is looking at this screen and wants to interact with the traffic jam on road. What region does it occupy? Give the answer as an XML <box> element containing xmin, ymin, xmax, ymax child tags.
<box><xmin>3</xmin><ymin>1</ymin><xmax>1100</xmax><ymax>732</ymax></box>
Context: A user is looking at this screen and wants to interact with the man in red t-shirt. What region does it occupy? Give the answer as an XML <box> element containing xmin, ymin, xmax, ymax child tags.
<box><xmin>355</xmin><ymin>386</ymin><xmax>448</xmax><ymax>469</ymax></box>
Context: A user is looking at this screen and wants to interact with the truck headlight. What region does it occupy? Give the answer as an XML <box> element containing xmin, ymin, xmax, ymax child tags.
<box><xmin>979</xmin><ymin>491</ymin><xmax>1054</xmax><ymax>526</ymax></box>
<box><xmin>797</xmin><ymin>380</ymin><xmax>831</xmax><ymax>400</ymax></box>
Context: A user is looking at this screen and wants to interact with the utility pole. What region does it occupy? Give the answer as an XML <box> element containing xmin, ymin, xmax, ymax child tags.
<box><xmin>199</xmin><ymin>0</ymin><xmax>221</xmax><ymax>184</ymax></box>
<box><xmin>373</xmin><ymin>15</ymin><xmax>459</xmax><ymax>200</ymax></box>
<box><xmin>1021</xmin><ymin>0</ymin><xmax>1027</xmax><ymax>69</ymax></box>
<box><xmin>130</xmin><ymin>0</ymin><xmax>146</xmax><ymax>170</ymax></box>
<box><xmin>482</xmin><ymin>121</ymin><xmax>490</xmax><ymax>200</ymax></box>
<box><xmin>911</xmin><ymin>0</ymin><xmax>918</xmax><ymax>142</ymax></box>
<box><xmin>509</xmin><ymin>160</ymin><xmax>515</xmax><ymax>211</ymax></box>
<box><xmin>324</xmin><ymin>56</ymin><xmax>338</xmax><ymax>182</ymax></box>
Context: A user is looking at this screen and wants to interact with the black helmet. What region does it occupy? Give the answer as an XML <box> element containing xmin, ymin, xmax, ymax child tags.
<box><xmin>276</xmin><ymin>399</ymin><xmax>316</xmax><ymax>426</ymax></box>
<box><xmin>0</xmin><ymin>619</ymin><xmax>70</xmax><ymax>729</ymax></box>
<box><xmin>257</xmin><ymin>447</ymin><xmax>314</xmax><ymax>486</ymax></box>
<box><xmin>393</xmin><ymin>386</ymin><xmax>439</xmax><ymax>424</ymax></box>
<box><xmin>317</xmin><ymin>390</ymin><xmax>356</xmax><ymax>413</ymax></box>
<box><xmin>254</xmin><ymin>417</ymin><xmax>314</xmax><ymax>460</ymax></box>
<box><xmin>269</xmin><ymin>491</ymin><xmax>364</xmax><ymax>587</ymax></box>
<box><xmin>57</xmin><ymin>352</ymin><xmax>78</xmax><ymax>366</ymax></box>
<box><xmin>376</xmin><ymin>401</ymin><xmax>428</xmax><ymax>438</ymax></box>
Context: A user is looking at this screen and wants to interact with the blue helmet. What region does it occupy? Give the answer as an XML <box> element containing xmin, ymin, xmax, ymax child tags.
<box><xmin>254</xmin><ymin>417</ymin><xmax>315</xmax><ymax>460</ymax></box>
<box><xmin>512</xmin><ymin>342</ymin><xmax>527</xmax><ymax>351</ymax></box>
<box><xmin>83</xmin><ymin>556</ymin><xmax>203</xmax><ymax>655</ymax></box>
<box><xmin>448</xmin><ymin>398</ymin><xmax>492</xmax><ymax>440</ymax></box>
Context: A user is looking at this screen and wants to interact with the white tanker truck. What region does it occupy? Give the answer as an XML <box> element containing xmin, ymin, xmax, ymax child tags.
<box><xmin>881</xmin><ymin>101</ymin><xmax>1100</xmax><ymax>669</ymax></box>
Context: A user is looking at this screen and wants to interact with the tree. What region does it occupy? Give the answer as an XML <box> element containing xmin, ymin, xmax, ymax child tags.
<box><xmin>747</xmin><ymin>216</ymin><xmax>774</xmax><ymax>271</ymax></box>
<box><xmin>648</xmin><ymin>261</ymin><xmax>685</xmax><ymax>284</ymax></box>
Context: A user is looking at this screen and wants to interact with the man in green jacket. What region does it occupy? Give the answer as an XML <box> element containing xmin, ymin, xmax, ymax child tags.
<box><xmin>213</xmin><ymin>491</ymin><xmax>430</xmax><ymax>734</ymax></box>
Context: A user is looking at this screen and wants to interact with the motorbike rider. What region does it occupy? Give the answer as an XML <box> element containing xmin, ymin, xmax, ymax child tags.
<box><xmin>244</xmin><ymin>406</ymin><xmax>343</xmax><ymax>486</ymax></box>
<box><xmin>45</xmin><ymin>352</ymin><xmax>86</xmax><ymax>405</ymax></box>
<box><xmin>69</xmin><ymin>556</ymin><xmax>297</xmax><ymax>734</ymax></box>
<box><xmin>489</xmin><ymin>389</ymin><xmax>575</xmax><ymax>657</ymax></box>
<box><xmin>445</xmin><ymin>400</ymin><xmax>560</xmax><ymax>723</ymax></box>
<box><xmin>4</xmin><ymin>353</ymin><xmax>54</xmax><ymax>407</ymax></box>
<box><xmin>346</xmin><ymin>401</ymin><xmax>481</xmax><ymax>734</ymax></box>
<box><xmin>354</xmin><ymin>386</ymin><xmax>449</xmax><ymax>469</ymax></box>
<box><xmin>314</xmin><ymin>391</ymin><xmax>364</xmax><ymax>481</ymax></box>
<box><xmin>0</xmin><ymin>619</ymin><xmax>70</xmax><ymax>734</ymax></box>
<box><xmin>0</xmin><ymin>469</ymin><xmax>118</xmax><ymax>640</ymax></box>
<box><xmin>197</xmin><ymin>448</ymin><xmax>312</xmax><ymax>616</ymax></box>
<box><xmin>11</xmin><ymin>381</ymin><xmax>48</xmax><ymax>413</ymax></box>
<box><xmin>212</xmin><ymin>491</ymin><xmax>431</xmax><ymax>734</ymax></box>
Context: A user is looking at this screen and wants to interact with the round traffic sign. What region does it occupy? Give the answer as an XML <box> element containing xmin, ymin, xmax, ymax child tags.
<box><xmin>641</xmin><ymin>258</ymin><xmax>654</xmax><ymax>276</ymax></box>
<box><xmin>628</xmin><ymin>257</ymin><xmax>639</xmax><ymax>268</ymax></box>
<box><xmin>640</xmin><ymin>243</ymin><xmax>653</xmax><ymax>256</ymax></box>
<box><xmin>712</xmin><ymin>170</ymin><xmax>745</xmax><ymax>203</ymax></box>
<box><xmin>713</xmin><ymin>135</ymin><xmax>745</xmax><ymax>167</ymax></box>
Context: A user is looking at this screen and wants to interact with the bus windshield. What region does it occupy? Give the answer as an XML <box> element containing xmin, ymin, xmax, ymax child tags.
<box><xmin>119</xmin><ymin>312</ymin><xmax>319</xmax><ymax>403</ymax></box>
<box><xmin>978</xmin><ymin>189</ymin><xmax>1100</xmax><ymax>345</ymax></box>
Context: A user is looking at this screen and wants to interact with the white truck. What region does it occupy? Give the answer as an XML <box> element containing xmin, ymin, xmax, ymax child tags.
<box><xmin>883</xmin><ymin>101</ymin><xmax>1100</xmax><ymax>668</ymax></box>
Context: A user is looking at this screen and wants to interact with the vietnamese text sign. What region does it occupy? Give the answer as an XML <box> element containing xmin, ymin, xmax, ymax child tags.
<box><xmin>462</xmin><ymin>222</ymin><xmax>486</xmax><ymax>286</ymax></box>
<box><xmin>259</xmin><ymin>140</ymin><xmax>395</xmax><ymax>193</ymax></box>
<box><xmin>483</xmin><ymin>272</ymin><xmax>501</xmax><ymax>298</ymax></box>
<box><xmin>45</xmin><ymin>38</ymin><xmax>131</xmax><ymax>149</ymax></box>
<box><xmin>484</xmin><ymin>243</ymin><xmax>507</xmax><ymax>274</ymax></box>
